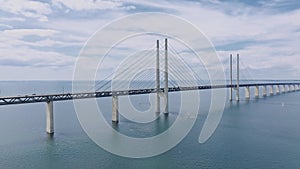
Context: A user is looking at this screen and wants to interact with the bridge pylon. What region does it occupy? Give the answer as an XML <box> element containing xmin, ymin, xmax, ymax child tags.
<box><xmin>229</xmin><ymin>53</ymin><xmax>240</xmax><ymax>102</ymax></box>
<box><xmin>229</xmin><ymin>54</ymin><xmax>233</xmax><ymax>101</ymax></box>
<box><xmin>163</xmin><ymin>38</ymin><xmax>169</xmax><ymax>114</ymax></box>
<box><xmin>156</xmin><ymin>40</ymin><xmax>160</xmax><ymax>114</ymax></box>
<box><xmin>236</xmin><ymin>54</ymin><xmax>240</xmax><ymax>102</ymax></box>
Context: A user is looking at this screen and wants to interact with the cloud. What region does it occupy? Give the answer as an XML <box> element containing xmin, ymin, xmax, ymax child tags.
<box><xmin>1</xmin><ymin>0</ymin><xmax>300</xmax><ymax>80</ymax></box>
<box><xmin>0</xmin><ymin>17</ymin><xmax>25</xmax><ymax>22</ymax></box>
<box><xmin>0</xmin><ymin>24</ymin><xmax>13</xmax><ymax>29</ymax></box>
<box><xmin>0</xmin><ymin>0</ymin><xmax>52</xmax><ymax>21</ymax></box>
<box><xmin>0</xmin><ymin>28</ymin><xmax>83</xmax><ymax>50</ymax></box>
<box><xmin>0</xmin><ymin>28</ymin><xmax>60</xmax><ymax>49</ymax></box>
<box><xmin>0</xmin><ymin>28</ymin><xmax>76</xmax><ymax>71</ymax></box>
<box><xmin>52</xmin><ymin>0</ymin><xmax>135</xmax><ymax>11</ymax></box>
<box><xmin>0</xmin><ymin>46</ymin><xmax>75</xmax><ymax>68</ymax></box>
<box><xmin>2</xmin><ymin>28</ymin><xmax>58</xmax><ymax>37</ymax></box>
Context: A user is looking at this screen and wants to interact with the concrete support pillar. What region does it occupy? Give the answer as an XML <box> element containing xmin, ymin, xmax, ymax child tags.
<box><xmin>281</xmin><ymin>85</ymin><xmax>285</xmax><ymax>93</ymax></box>
<box><xmin>255</xmin><ymin>86</ymin><xmax>259</xmax><ymax>98</ymax></box>
<box><xmin>245</xmin><ymin>86</ymin><xmax>250</xmax><ymax>100</ymax></box>
<box><xmin>236</xmin><ymin>54</ymin><xmax>240</xmax><ymax>102</ymax></box>
<box><xmin>229</xmin><ymin>54</ymin><xmax>233</xmax><ymax>101</ymax></box>
<box><xmin>112</xmin><ymin>95</ymin><xmax>119</xmax><ymax>122</ymax></box>
<box><xmin>276</xmin><ymin>85</ymin><xmax>280</xmax><ymax>94</ymax></box>
<box><xmin>164</xmin><ymin>38</ymin><xmax>169</xmax><ymax>114</ymax></box>
<box><xmin>262</xmin><ymin>86</ymin><xmax>267</xmax><ymax>97</ymax></box>
<box><xmin>269</xmin><ymin>85</ymin><xmax>273</xmax><ymax>95</ymax></box>
<box><xmin>292</xmin><ymin>85</ymin><xmax>295</xmax><ymax>91</ymax></box>
<box><xmin>156</xmin><ymin>40</ymin><xmax>160</xmax><ymax>114</ymax></box>
<box><xmin>46</xmin><ymin>101</ymin><xmax>54</xmax><ymax>134</ymax></box>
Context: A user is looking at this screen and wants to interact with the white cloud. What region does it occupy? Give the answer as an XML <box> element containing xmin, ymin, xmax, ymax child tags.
<box><xmin>0</xmin><ymin>29</ymin><xmax>60</xmax><ymax>49</ymax></box>
<box><xmin>0</xmin><ymin>28</ymin><xmax>81</xmax><ymax>49</ymax></box>
<box><xmin>0</xmin><ymin>17</ymin><xmax>25</xmax><ymax>22</ymax></box>
<box><xmin>126</xmin><ymin>0</ymin><xmax>170</xmax><ymax>8</ymax></box>
<box><xmin>0</xmin><ymin>24</ymin><xmax>13</xmax><ymax>29</ymax></box>
<box><xmin>0</xmin><ymin>28</ymin><xmax>76</xmax><ymax>72</ymax></box>
<box><xmin>0</xmin><ymin>65</ymin><xmax>74</xmax><ymax>80</ymax></box>
<box><xmin>0</xmin><ymin>47</ymin><xmax>74</xmax><ymax>67</ymax></box>
<box><xmin>52</xmin><ymin>0</ymin><xmax>135</xmax><ymax>11</ymax></box>
<box><xmin>0</xmin><ymin>0</ymin><xmax>51</xmax><ymax>21</ymax></box>
<box><xmin>2</xmin><ymin>28</ymin><xmax>58</xmax><ymax>37</ymax></box>
<box><xmin>0</xmin><ymin>0</ymin><xmax>300</xmax><ymax>80</ymax></box>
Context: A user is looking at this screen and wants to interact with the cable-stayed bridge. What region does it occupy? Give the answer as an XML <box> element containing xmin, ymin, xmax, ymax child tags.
<box><xmin>0</xmin><ymin>39</ymin><xmax>300</xmax><ymax>134</ymax></box>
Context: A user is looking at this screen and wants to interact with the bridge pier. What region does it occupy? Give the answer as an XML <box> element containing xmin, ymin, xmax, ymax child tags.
<box><xmin>262</xmin><ymin>86</ymin><xmax>267</xmax><ymax>97</ymax></box>
<box><xmin>294</xmin><ymin>85</ymin><xmax>296</xmax><ymax>91</ymax></box>
<box><xmin>245</xmin><ymin>86</ymin><xmax>250</xmax><ymax>100</ymax></box>
<box><xmin>281</xmin><ymin>85</ymin><xmax>285</xmax><ymax>93</ymax></box>
<box><xmin>290</xmin><ymin>85</ymin><xmax>294</xmax><ymax>92</ymax></box>
<box><xmin>255</xmin><ymin>86</ymin><xmax>259</xmax><ymax>98</ymax></box>
<box><xmin>269</xmin><ymin>85</ymin><xmax>273</xmax><ymax>95</ymax></box>
<box><xmin>293</xmin><ymin>85</ymin><xmax>297</xmax><ymax>92</ymax></box>
<box><xmin>112</xmin><ymin>95</ymin><xmax>119</xmax><ymax>123</ymax></box>
<box><xmin>276</xmin><ymin>85</ymin><xmax>280</xmax><ymax>94</ymax></box>
<box><xmin>46</xmin><ymin>101</ymin><xmax>54</xmax><ymax>134</ymax></box>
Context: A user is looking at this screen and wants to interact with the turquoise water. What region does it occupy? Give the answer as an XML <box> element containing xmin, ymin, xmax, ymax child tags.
<box><xmin>0</xmin><ymin>81</ymin><xmax>300</xmax><ymax>169</ymax></box>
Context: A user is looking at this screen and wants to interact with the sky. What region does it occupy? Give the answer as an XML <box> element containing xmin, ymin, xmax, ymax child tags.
<box><xmin>0</xmin><ymin>0</ymin><xmax>300</xmax><ymax>80</ymax></box>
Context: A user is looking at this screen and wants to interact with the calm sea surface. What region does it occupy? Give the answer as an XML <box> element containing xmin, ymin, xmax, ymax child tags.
<box><xmin>0</xmin><ymin>81</ymin><xmax>300</xmax><ymax>169</ymax></box>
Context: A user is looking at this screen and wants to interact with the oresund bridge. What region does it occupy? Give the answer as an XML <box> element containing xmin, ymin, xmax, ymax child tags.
<box><xmin>0</xmin><ymin>39</ymin><xmax>299</xmax><ymax>134</ymax></box>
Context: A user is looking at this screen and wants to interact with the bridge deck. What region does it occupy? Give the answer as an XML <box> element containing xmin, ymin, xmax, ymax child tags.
<box><xmin>0</xmin><ymin>83</ymin><xmax>299</xmax><ymax>105</ymax></box>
